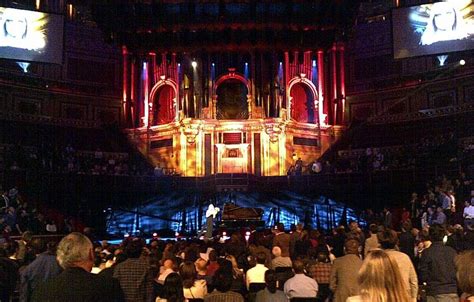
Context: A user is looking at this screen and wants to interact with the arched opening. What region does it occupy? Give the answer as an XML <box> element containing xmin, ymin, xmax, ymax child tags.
<box><xmin>290</xmin><ymin>83</ymin><xmax>315</xmax><ymax>123</ymax></box>
<box><xmin>216</xmin><ymin>79</ymin><xmax>248</xmax><ymax>119</ymax></box>
<box><xmin>151</xmin><ymin>84</ymin><xmax>175</xmax><ymax>125</ymax></box>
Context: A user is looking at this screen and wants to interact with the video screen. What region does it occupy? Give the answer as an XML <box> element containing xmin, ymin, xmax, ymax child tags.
<box><xmin>393</xmin><ymin>0</ymin><xmax>474</xmax><ymax>59</ymax></box>
<box><xmin>0</xmin><ymin>7</ymin><xmax>63</xmax><ymax>64</ymax></box>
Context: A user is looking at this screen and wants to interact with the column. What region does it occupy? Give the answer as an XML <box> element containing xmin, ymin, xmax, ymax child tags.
<box><xmin>317</xmin><ymin>50</ymin><xmax>326</xmax><ymax>126</ymax></box>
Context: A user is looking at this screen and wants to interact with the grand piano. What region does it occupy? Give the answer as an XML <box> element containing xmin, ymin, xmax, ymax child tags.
<box><xmin>220</xmin><ymin>203</ymin><xmax>264</xmax><ymax>228</ymax></box>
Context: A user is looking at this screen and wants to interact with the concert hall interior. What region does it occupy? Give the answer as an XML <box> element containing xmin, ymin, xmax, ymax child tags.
<box><xmin>0</xmin><ymin>0</ymin><xmax>473</xmax><ymax>240</ymax></box>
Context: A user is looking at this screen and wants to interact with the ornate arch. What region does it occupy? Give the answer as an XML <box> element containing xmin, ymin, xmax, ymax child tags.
<box><xmin>149</xmin><ymin>78</ymin><xmax>179</xmax><ymax>125</ymax></box>
<box><xmin>211</xmin><ymin>69</ymin><xmax>253</xmax><ymax>119</ymax></box>
<box><xmin>287</xmin><ymin>75</ymin><xmax>319</xmax><ymax>123</ymax></box>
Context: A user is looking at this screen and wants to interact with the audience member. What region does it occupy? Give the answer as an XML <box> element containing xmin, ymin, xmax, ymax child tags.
<box><xmin>205</xmin><ymin>268</ymin><xmax>244</xmax><ymax>302</ymax></box>
<box><xmin>284</xmin><ymin>259</ymin><xmax>318</xmax><ymax>299</ymax></box>
<box><xmin>155</xmin><ymin>272</ymin><xmax>185</xmax><ymax>302</ymax></box>
<box><xmin>329</xmin><ymin>238</ymin><xmax>363</xmax><ymax>302</ymax></box>
<box><xmin>31</xmin><ymin>232</ymin><xmax>123</xmax><ymax>301</ymax></box>
<box><xmin>180</xmin><ymin>260</ymin><xmax>207</xmax><ymax>300</ymax></box>
<box><xmin>255</xmin><ymin>269</ymin><xmax>287</xmax><ymax>302</ymax></box>
<box><xmin>377</xmin><ymin>229</ymin><xmax>418</xmax><ymax>301</ymax></box>
<box><xmin>455</xmin><ymin>251</ymin><xmax>474</xmax><ymax>302</ymax></box>
<box><xmin>418</xmin><ymin>224</ymin><xmax>458</xmax><ymax>302</ymax></box>
<box><xmin>346</xmin><ymin>249</ymin><xmax>411</xmax><ymax>302</ymax></box>
<box><xmin>20</xmin><ymin>240</ymin><xmax>62</xmax><ymax>302</ymax></box>
<box><xmin>246</xmin><ymin>251</ymin><xmax>268</xmax><ymax>290</ymax></box>
<box><xmin>113</xmin><ymin>238</ymin><xmax>154</xmax><ymax>302</ymax></box>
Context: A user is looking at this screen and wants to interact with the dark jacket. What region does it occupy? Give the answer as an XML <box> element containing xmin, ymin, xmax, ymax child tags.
<box><xmin>418</xmin><ymin>242</ymin><xmax>457</xmax><ymax>296</ymax></box>
<box><xmin>20</xmin><ymin>252</ymin><xmax>62</xmax><ymax>302</ymax></box>
<box><xmin>399</xmin><ymin>231</ymin><xmax>415</xmax><ymax>260</ymax></box>
<box><xmin>32</xmin><ymin>267</ymin><xmax>124</xmax><ymax>302</ymax></box>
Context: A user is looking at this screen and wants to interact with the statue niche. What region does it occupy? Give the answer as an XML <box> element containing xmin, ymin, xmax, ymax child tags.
<box><xmin>216</xmin><ymin>80</ymin><xmax>249</xmax><ymax>119</ymax></box>
<box><xmin>151</xmin><ymin>84</ymin><xmax>175</xmax><ymax>126</ymax></box>
<box><xmin>290</xmin><ymin>83</ymin><xmax>315</xmax><ymax>123</ymax></box>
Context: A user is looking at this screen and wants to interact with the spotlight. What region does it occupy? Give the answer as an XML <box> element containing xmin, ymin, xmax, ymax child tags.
<box><xmin>460</xmin><ymin>59</ymin><xmax>466</xmax><ymax>66</ymax></box>
<box><xmin>153</xmin><ymin>232</ymin><xmax>158</xmax><ymax>237</ymax></box>
<box><xmin>124</xmin><ymin>233</ymin><xmax>130</xmax><ymax>238</ymax></box>
<box><xmin>222</xmin><ymin>231</ymin><xmax>227</xmax><ymax>236</ymax></box>
<box><xmin>211</xmin><ymin>63</ymin><xmax>215</xmax><ymax>66</ymax></box>
<box><xmin>191</xmin><ymin>61</ymin><xmax>197</xmax><ymax>68</ymax></box>
<box><xmin>245</xmin><ymin>62</ymin><xmax>248</xmax><ymax>66</ymax></box>
<box><xmin>312</xmin><ymin>60</ymin><xmax>317</xmax><ymax>67</ymax></box>
<box><xmin>175</xmin><ymin>232</ymin><xmax>180</xmax><ymax>237</ymax></box>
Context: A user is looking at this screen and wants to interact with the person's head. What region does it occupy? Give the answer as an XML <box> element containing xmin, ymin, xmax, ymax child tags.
<box><xmin>264</xmin><ymin>269</ymin><xmax>278</xmax><ymax>293</ymax></box>
<box><xmin>162</xmin><ymin>273</ymin><xmax>185</xmax><ymax>302</ymax></box>
<box><xmin>30</xmin><ymin>238</ymin><xmax>46</xmax><ymax>255</ymax></box>
<box><xmin>179</xmin><ymin>261</ymin><xmax>197</xmax><ymax>289</ymax></box>
<box><xmin>317</xmin><ymin>251</ymin><xmax>329</xmax><ymax>263</ymax></box>
<box><xmin>256</xmin><ymin>251</ymin><xmax>266</xmax><ymax>265</ymax></box>
<box><xmin>3</xmin><ymin>9</ymin><xmax>28</xmax><ymax>39</ymax></box>
<box><xmin>213</xmin><ymin>268</ymin><xmax>233</xmax><ymax>292</ymax></box>
<box><xmin>431</xmin><ymin>1</ymin><xmax>459</xmax><ymax>31</ymax></box>
<box><xmin>436</xmin><ymin>206</ymin><xmax>443</xmax><ymax>213</ymax></box>
<box><xmin>163</xmin><ymin>258</ymin><xmax>175</xmax><ymax>270</ymax></box>
<box><xmin>194</xmin><ymin>257</ymin><xmax>207</xmax><ymax>273</ymax></box>
<box><xmin>276</xmin><ymin>223</ymin><xmax>285</xmax><ymax>232</ymax></box>
<box><xmin>429</xmin><ymin>224</ymin><xmax>446</xmax><ymax>242</ymax></box>
<box><xmin>402</xmin><ymin>221</ymin><xmax>412</xmax><ymax>232</ymax></box>
<box><xmin>369</xmin><ymin>224</ymin><xmax>378</xmax><ymax>234</ymax></box>
<box><xmin>208</xmin><ymin>249</ymin><xmax>218</xmax><ymax>262</ymax></box>
<box><xmin>225</xmin><ymin>254</ymin><xmax>239</xmax><ymax>269</ymax></box>
<box><xmin>124</xmin><ymin>238</ymin><xmax>144</xmax><ymax>258</ymax></box>
<box><xmin>272</xmin><ymin>246</ymin><xmax>282</xmax><ymax>257</ymax></box>
<box><xmin>377</xmin><ymin>229</ymin><xmax>398</xmax><ymax>250</ymax></box>
<box><xmin>344</xmin><ymin>238</ymin><xmax>360</xmax><ymax>255</ymax></box>
<box><xmin>56</xmin><ymin>232</ymin><xmax>94</xmax><ymax>271</ymax></box>
<box><xmin>292</xmin><ymin>259</ymin><xmax>305</xmax><ymax>274</ymax></box>
<box><xmin>456</xmin><ymin>251</ymin><xmax>474</xmax><ymax>296</ymax></box>
<box><xmin>358</xmin><ymin>249</ymin><xmax>410</xmax><ymax>302</ymax></box>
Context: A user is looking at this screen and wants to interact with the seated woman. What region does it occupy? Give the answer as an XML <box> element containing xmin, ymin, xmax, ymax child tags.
<box><xmin>456</xmin><ymin>251</ymin><xmax>474</xmax><ymax>302</ymax></box>
<box><xmin>179</xmin><ymin>261</ymin><xmax>207</xmax><ymax>300</ymax></box>
<box><xmin>255</xmin><ymin>270</ymin><xmax>287</xmax><ymax>302</ymax></box>
<box><xmin>155</xmin><ymin>273</ymin><xmax>186</xmax><ymax>302</ymax></box>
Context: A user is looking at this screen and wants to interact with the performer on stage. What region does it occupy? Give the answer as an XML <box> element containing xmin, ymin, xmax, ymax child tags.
<box><xmin>205</xmin><ymin>203</ymin><xmax>220</xmax><ymax>239</ymax></box>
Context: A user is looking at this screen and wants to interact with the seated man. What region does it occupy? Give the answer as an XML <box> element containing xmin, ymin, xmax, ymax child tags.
<box><xmin>284</xmin><ymin>259</ymin><xmax>318</xmax><ymax>299</ymax></box>
<box><xmin>246</xmin><ymin>252</ymin><xmax>268</xmax><ymax>290</ymax></box>
<box><xmin>32</xmin><ymin>232</ymin><xmax>123</xmax><ymax>301</ymax></box>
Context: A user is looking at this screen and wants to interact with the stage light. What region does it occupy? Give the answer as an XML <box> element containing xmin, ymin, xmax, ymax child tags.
<box><xmin>175</xmin><ymin>232</ymin><xmax>180</xmax><ymax>237</ymax></box>
<box><xmin>245</xmin><ymin>62</ymin><xmax>248</xmax><ymax>66</ymax></box>
<box><xmin>222</xmin><ymin>231</ymin><xmax>227</xmax><ymax>236</ymax></box>
<box><xmin>312</xmin><ymin>60</ymin><xmax>317</xmax><ymax>67</ymax></box>
<box><xmin>124</xmin><ymin>233</ymin><xmax>130</xmax><ymax>238</ymax></box>
<box><xmin>153</xmin><ymin>232</ymin><xmax>158</xmax><ymax>237</ymax></box>
<box><xmin>191</xmin><ymin>61</ymin><xmax>197</xmax><ymax>68</ymax></box>
<box><xmin>460</xmin><ymin>59</ymin><xmax>466</xmax><ymax>66</ymax></box>
<box><xmin>245</xmin><ymin>231</ymin><xmax>250</xmax><ymax>236</ymax></box>
<box><xmin>212</xmin><ymin>63</ymin><xmax>215</xmax><ymax>66</ymax></box>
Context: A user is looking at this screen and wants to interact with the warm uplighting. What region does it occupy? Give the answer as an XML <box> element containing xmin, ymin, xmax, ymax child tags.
<box><xmin>191</xmin><ymin>61</ymin><xmax>197</xmax><ymax>68</ymax></box>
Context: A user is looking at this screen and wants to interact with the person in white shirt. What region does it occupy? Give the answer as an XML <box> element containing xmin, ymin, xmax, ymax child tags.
<box><xmin>246</xmin><ymin>252</ymin><xmax>268</xmax><ymax>289</ymax></box>
<box><xmin>463</xmin><ymin>200</ymin><xmax>474</xmax><ymax>229</ymax></box>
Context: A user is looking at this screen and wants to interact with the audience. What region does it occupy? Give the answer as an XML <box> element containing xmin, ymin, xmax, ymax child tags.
<box><xmin>180</xmin><ymin>260</ymin><xmax>208</xmax><ymax>300</ymax></box>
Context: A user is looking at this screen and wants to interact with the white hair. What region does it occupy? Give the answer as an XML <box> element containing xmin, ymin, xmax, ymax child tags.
<box><xmin>56</xmin><ymin>232</ymin><xmax>93</xmax><ymax>269</ymax></box>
